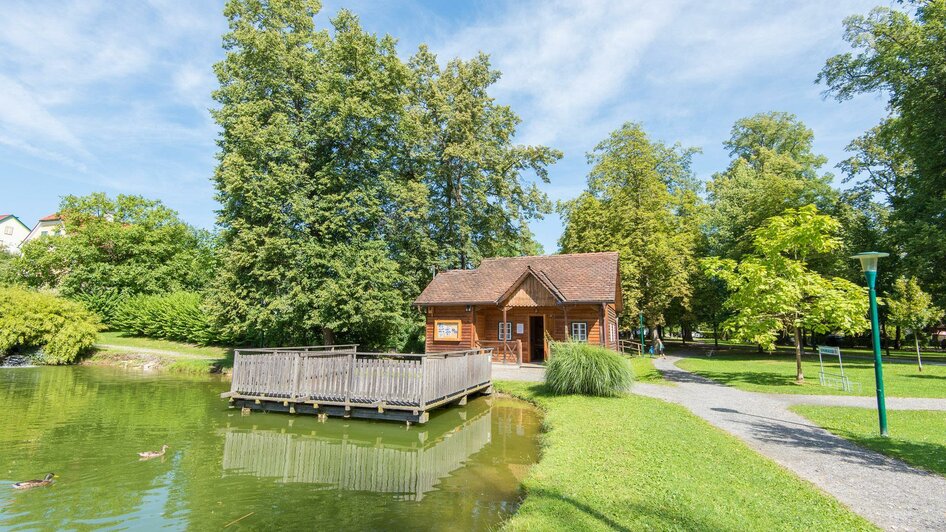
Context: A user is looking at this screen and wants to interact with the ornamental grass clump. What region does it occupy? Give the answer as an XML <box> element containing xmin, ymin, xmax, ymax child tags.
<box><xmin>545</xmin><ymin>341</ymin><xmax>633</xmax><ymax>396</ymax></box>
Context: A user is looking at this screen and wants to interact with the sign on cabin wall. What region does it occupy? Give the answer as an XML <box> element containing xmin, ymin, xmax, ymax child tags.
<box><xmin>434</xmin><ymin>320</ymin><xmax>461</xmax><ymax>341</ymax></box>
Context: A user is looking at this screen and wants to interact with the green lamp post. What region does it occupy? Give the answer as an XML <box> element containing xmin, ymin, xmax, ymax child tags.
<box><xmin>852</xmin><ymin>251</ymin><xmax>890</xmax><ymax>437</ymax></box>
<box><xmin>639</xmin><ymin>311</ymin><xmax>645</xmax><ymax>353</ymax></box>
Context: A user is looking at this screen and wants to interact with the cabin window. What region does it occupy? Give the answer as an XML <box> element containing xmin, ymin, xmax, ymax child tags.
<box><xmin>3</xmin><ymin>226</ymin><xmax>12</xmax><ymax>235</ymax></box>
<box><xmin>609</xmin><ymin>322</ymin><xmax>616</xmax><ymax>343</ymax></box>
<box><xmin>571</xmin><ymin>322</ymin><xmax>588</xmax><ymax>342</ymax></box>
<box><xmin>498</xmin><ymin>321</ymin><xmax>512</xmax><ymax>341</ymax></box>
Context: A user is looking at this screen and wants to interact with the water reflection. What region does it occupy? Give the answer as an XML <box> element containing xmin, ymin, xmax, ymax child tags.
<box><xmin>221</xmin><ymin>405</ymin><xmax>493</xmax><ymax>500</ymax></box>
<box><xmin>0</xmin><ymin>366</ymin><xmax>540</xmax><ymax>531</ymax></box>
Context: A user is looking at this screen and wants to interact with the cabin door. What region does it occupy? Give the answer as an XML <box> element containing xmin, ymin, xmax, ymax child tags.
<box><xmin>529</xmin><ymin>316</ymin><xmax>545</xmax><ymax>362</ymax></box>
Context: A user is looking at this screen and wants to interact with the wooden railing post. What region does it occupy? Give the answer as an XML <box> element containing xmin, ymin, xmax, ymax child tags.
<box><xmin>291</xmin><ymin>352</ymin><xmax>301</xmax><ymax>399</ymax></box>
<box><xmin>344</xmin><ymin>352</ymin><xmax>355</xmax><ymax>411</ymax></box>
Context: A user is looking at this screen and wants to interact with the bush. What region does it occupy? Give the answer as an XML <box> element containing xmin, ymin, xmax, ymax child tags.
<box><xmin>112</xmin><ymin>291</ymin><xmax>222</xmax><ymax>345</ymax></box>
<box><xmin>0</xmin><ymin>286</ymin><xmax>101</xmax><ymax>364</ymax></box>
<box><xmin>545</xmin><ymin>341</ymin><xmax>633</xmax><ymax>396</ymax></box>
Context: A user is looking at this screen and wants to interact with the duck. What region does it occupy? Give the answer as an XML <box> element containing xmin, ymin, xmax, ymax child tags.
<box><xmin>138</xmin><ymin>445</ymin><xmax>169</xmax><ymax>460</ymax></box>
<box><xmin>12</xmin><ymin>473</ymin><xmax>55</xmax><ymax>489</ymax></box>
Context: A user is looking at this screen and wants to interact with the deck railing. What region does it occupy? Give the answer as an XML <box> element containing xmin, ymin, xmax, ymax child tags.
<box><xmin>228</xmin><ymin>346</ymin><xmax>493</xmax><ymax>411</ymax></box>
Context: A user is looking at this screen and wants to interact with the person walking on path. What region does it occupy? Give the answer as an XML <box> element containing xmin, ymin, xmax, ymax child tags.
<box><xmin>654</xmin><ymin>336</ymin><xmax>665</xmax><ymax>358</ymax></box>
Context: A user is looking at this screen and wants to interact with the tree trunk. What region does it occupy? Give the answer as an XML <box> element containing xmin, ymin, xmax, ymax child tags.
<box><xmin>322</xmin><ymin>326</ymin><xmax>335</xmax><ymax>346</ymax></box>
<box><xmin>895</xmin><ymin>326</ymin><xmax>902</xmax><ymax>350</ymax></box>
<box><xmin>713</xmin><ymin>323</ymin><xmax>719</xmax><ymax>349</ymax></box>
<box><xmin>682</xmin><ymin>324</ymin><xmax>693</xmax><ymax>343</ymax></box>
<box><xmin>915</xmin><ymin>335</ymin><xmax>923</xmax><ymax>372</ymax></box>
<box><xmin>794</xmin><ymin>326</ymin><xmax>804</xmax><ymax>382</ymax></box>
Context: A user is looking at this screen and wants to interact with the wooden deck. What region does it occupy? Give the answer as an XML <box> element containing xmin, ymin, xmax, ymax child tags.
<box><xmin>222</xmin><ymin>345</ymin><xmax>493</xmax><ymax>423</ymax></box>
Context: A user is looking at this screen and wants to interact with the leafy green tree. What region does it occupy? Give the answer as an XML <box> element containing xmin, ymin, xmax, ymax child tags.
<box><xmin>6</xmin><ymin>193</ymin><xmax>212</xmax><ymax>321</ymax></box>
<box><xmin>886</xmin><ymin>276</ymin><xmax>943</xmax><ymax>371</ymax></box>
<box><xmin>210</xmin><ymin>1</ymin><xmax>422</xmax><ymax>349</ymax></box>
<box><xmin>706</xmin><ymin>112</ymin><xmax>838</xmax><ymax>259</ymax></box>
<box><xmin>819</xmin><ymin>2</ymin><xmax>946</xmax><ymax>306</ymax></box>
<box><xmin>408</xmin><ymin>47</ymin><xmax>561</xmax><ymax>269</ymax></box>
<box><xmin>559</xmin><ymin>122</ymin><xmax>702</xmax><ymax>337</ymax></box>
<box><xmin>704</xmin><ymin>206</ymin><xmax>869</xmax><ymax>382</ymax></box>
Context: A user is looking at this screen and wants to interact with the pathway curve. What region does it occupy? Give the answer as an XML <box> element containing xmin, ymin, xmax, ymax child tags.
<box><xmin>633</xmin><ymin>356</ymin><xmax>946</xmax><ymax>531</ymax></box>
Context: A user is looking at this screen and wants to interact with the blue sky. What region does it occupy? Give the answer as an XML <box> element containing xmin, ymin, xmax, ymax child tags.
<box><xmin>1</xmin><ymin>0</ymin><xmax>891</xmax><ymax>252</ymax></box>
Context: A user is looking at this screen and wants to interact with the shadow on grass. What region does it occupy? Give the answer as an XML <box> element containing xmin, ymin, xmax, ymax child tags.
<box><xmin>522</xmin><ymin>487</ymin><xmax>728</xmax><ymax>531</ymax></box>
<box><xmin>905</xmin><ymin>374</ymin><xmax>946</xmax><ymax>381</ymax></box>
<box><xmin>815</xmin><ymin>424</ymin><xmax>946</xmax><ymax>477</ymax></box>
<box><xmin>721</xmin><ymin>409</ymin><xmax>942</xmax><ymax>477</ymax></box>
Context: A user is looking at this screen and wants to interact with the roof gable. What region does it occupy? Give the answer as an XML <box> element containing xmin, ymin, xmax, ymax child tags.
<box><xmin>415</xmin><ymin>252</ymin><xmax>620</xmax><ymax>308</ymax></box>
<box><xmin>0</xmin><ymin>215</ymin><xmax>30</xmax><ymax>231</ymax></box>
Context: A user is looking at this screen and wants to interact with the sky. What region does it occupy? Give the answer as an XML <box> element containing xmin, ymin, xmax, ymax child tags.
<box><xmin>0</xmin><ymin>0</ymin><xmax>892</xmax><ymax>253</ymax></box>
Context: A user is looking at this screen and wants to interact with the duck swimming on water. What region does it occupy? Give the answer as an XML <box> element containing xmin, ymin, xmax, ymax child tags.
<box><xmin>138</xmin><ymin>445</ymin><xmax>169</xmax><ymax>460</ymax></box>
<box><xmin>12</xmin><ymin>473</ymin><xmax>55</xmax><ymax>489</ymax></box>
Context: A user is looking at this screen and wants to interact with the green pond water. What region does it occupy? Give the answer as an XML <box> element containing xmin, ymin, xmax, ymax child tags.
<box><xmin>0</xmin><ymin>366</ymin><xmax>541</xmax><ymax>531</ymax></box>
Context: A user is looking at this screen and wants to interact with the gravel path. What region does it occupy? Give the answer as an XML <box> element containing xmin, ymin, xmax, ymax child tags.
<box><xmin>491</xmin><ymin>363</ymin><xmax>546</xmax><ymax>382</ymax></box>
<box><xmin>634</xmin><ymin>356</ymin><xmax>946</xmax><ymax>531</ymax></box>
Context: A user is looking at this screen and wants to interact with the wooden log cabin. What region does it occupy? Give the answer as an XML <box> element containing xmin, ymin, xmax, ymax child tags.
<box><xmin>414</xmin><ymin>252</ymin><xmax>622</xmax><ymax>363</ymax></box>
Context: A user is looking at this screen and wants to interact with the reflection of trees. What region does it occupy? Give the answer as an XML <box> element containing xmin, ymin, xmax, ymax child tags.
<box><xmin>0</xmin><ymin>367</ymin><xmax>225</xmax><ymax>530</ymax></box>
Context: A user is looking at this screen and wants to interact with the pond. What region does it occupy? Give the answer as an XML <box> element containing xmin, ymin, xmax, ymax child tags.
<box><xmin>0</xmin><ymin>366</ymin><xmax>541</xmax><ymax>530</ymax></box>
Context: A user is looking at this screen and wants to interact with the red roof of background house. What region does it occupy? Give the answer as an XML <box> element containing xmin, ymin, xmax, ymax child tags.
<box><xmin>415</xmin><ymin>252</ymin><xmax>620</xmax><ymax>308</ymax></box>
<box><xmin>0</xmin><ymin>215</ymin><xmax>10</xmax><ymax>220</ymax></box>
<box><xmin>38</xmin><ymin>213</ymin><xmax>61</xmax><ymax>222</ymax></box>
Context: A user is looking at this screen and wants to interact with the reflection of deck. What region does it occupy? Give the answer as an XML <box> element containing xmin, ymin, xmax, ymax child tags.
<box><xmin>221</xmin><ymin>409</ymin><xmax>493</xmax><ymax>501</ymax></box>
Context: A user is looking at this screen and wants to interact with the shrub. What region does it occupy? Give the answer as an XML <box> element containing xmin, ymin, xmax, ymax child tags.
<box><xmin>545</xmin><ymin>341</ymin><xmax>633</xmax><ymax>396</ymax></box>
<box><xmin>112</xmin><ymin>291</ymin><xmax>221</xmax><ymax>345</ymax></box>
<box><xmin>0</xmin><ymin>286</ymin><xmax>101</xmax><ymax>364</ymax></box>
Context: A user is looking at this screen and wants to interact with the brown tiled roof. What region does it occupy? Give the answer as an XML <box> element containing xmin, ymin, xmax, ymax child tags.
<box><xmin>415</xmin><ymin>252</ymin><xmax>620</xmax><ymax>307</ymax></box>
<box><xmin>39</xmin><ymin>213</ymin><xmax>61</xmax><ymax>222</ymax></box>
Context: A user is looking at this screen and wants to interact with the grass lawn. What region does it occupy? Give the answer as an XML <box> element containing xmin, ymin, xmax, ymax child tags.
<box><xmin>629</xmin><ymin>356</ymin><xmax>669</xmax><ymax>385</ymax></box>
<box><xmin>677</xmin><ymin>338</ymin><xmax>946</xmax><ymax>364</ymax></box>
<box><xmin>91</xmin><ymin>332</ymin><xmax>233</xmax><ymax>374</ymax></box>
<box><xmin>792</xmin><ymin>406</ymin><xmax>946</xmax><ymax>477</ymax></box>
<box><xmin>496</xmin><ymin>381</ymin><xmax>873</xmax><ymax>531</ymax></box>
<box><xmin>97</xmin><ymin>331</ymin><xmax>231</xmax><ymax>358</ymax></box>
<box><xmin>675</xmin><ymin>354</ymin><xmax>946</xmax><ymax>398</ymax></box>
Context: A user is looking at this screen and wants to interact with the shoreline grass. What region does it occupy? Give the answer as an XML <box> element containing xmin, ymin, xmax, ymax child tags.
<box><xmin>89</xmin><ymin>332</ymin><xmax>233</xmax><ymax>374</ymax></box>
<box><xmin>495</xmin><ymin>380</ymin><xmax>872</xmax><ymax>531</ymax></box>
<box><xmin>792</xmin><ymin>406</ymin><xmax>946</xmax><ymax>477</ymax></box>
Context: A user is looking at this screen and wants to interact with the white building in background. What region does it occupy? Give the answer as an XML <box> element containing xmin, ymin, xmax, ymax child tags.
<box><xmin>0</xmin><ymin>214</ymin><xmax>30</xmax><ymax>254</ymax></box>
<box><xmin>22</xmin><ymin>213</ymin><xmax>65</xmax><ymax>246</ymax></box>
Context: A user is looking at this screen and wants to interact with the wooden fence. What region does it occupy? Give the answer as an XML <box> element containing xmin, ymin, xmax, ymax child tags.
<box><xmin>223</xmin><ymin>346</ymin><xmax>493</xmax><ymax>423</ymax></box>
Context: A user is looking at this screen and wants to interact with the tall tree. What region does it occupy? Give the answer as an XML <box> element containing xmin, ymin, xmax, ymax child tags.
<box><xmin>210</xmin><ymin>1</ymin><xmax>420</xmax><ymax>348</ymax></box>
<box><xmin>704</xmin><ymin>206</ymin><xmax>869</xmax><ymax>382</ymax></box>
<box><xmin>559</xmin><ymin>122</ymin><xmax>702</xmax><ymax>336</ymax></box>
<box><xmin>819</xmin><ymin>2</ymin><xmax>946</xmax><ymax>306</ymax></box>
<box><xmin>886</xmin><ymin>276</ymin><xmax>943</xmax><ymax>371</ymax></box>
<box><xmin>706</xmin><ymin>112</ymin><xmax>837</xmax><ymax>259</ymax></box>
<box><xmin>210</xmin><ymin>1</ymin><xmax>557</xmax><ymax>349</ymax></box>
<box><xmin>408</xmin><ymin>46</ymin><xmax>560</xmax><ymax>270</ymax></box>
